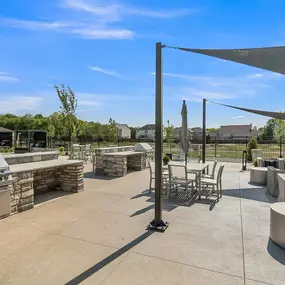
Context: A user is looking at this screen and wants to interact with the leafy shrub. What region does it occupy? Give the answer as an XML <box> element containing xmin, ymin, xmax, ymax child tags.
<box><xmin>58</xmin><ymin>146</ymin><xmax>65</xmax><ymax>155</ymax></box>
<box><xmin>0</xmin><ymin>147</ymin><xmax>13</xmax><ymax>153</ymax></box>
<box><xmin>163</xmin><ymin>155</ymin><xmax>171</xmax><ymax>165</ymax></box>
<box><xmin>253</xmin><ymin>159</ymin><xmax>258</xmax><ymax>167</ymax></box>
<box><xmin>247</xmin><ymin>137</ymin><xmax>258</xmax><ymax>161</ymax></box>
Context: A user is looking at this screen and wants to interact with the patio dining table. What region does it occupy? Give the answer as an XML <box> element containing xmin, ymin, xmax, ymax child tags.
<box><xmin>164</xmin><ymin>161</ymin><xmax>209</xmax><ymax>198</ymax></box>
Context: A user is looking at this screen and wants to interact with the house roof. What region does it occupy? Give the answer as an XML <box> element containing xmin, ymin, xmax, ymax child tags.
<box><xmin>138</xmin><ymin>124</ymin><xmax>156</xmax><ymax>131</ymax></box>
<box><xmin>0</xmin><ymin>127</ymin><xmax>13</xmax><ymax>133</ymax></box>
<box><xmin>219</xmin><ymin>124</ymin><xmax>252</xmax><ymax>133</ymax></box>
<box><xmin>191</xmin><ymin>127</ymin><xmax>203</xmax><ymax>132</ymax></box>
<box><xmin>174</xmin><ymin>127</ymin><xmax>193</xmax><ymax>133</ymax></box>
<box><xmin>116</xmin><ymin>124</ymin><xmax>130</xmax><ymax>129</ymax></box>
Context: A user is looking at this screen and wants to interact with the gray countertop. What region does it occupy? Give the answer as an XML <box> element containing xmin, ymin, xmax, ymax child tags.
<box><xmin>102</xmin><ymin>151</ymin><xmax>145</xmax><ymax>156</ymax></box>
<box><xmin>10</xmin><ymin>159</ymin><xmax>83</xmax><ymax>173</ymax></box>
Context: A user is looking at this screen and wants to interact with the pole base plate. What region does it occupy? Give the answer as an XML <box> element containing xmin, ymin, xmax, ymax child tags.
<box><xmin>147</xmin><ymin>219</ymin><xmax>169</xmax><ymax>232</ymax></box>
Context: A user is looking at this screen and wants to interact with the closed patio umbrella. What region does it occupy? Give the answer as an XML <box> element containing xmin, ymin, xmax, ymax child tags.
<box><xmin>181</xmin><ymin>100</ymin><xmax>189</xmax><ymax>164</ymax></box>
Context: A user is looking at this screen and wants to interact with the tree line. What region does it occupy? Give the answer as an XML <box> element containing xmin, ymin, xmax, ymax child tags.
<box><xmin>0</xmin><ymin>85</ymin><xmax>137</xmax><ymax>143</ymax></box>
<box><xmin>258</xmin><ymin>118</ymin><xmax>285</xmax><ymax>141</ymax></box>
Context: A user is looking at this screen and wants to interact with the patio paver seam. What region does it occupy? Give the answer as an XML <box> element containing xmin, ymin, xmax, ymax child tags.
<box><xmin>54</xmin><ymin>231</ymin><xmax>122</xmax><ymax>251</ymax></box>
<box><xmin>246</xmin><ymin>278</ymin><xmax>276</xmax><ymax>285</ymax></box>
<box><xmin>98</xmin><ymin>251</ymin><xmax>133</xmax><ymax>285</ymax></box>
<box><xmin>160</xmin><ymin>215</ymin><xmax>243</xmax><ymax>234</ymax></box>
<box><xmin>129</xmin><ymin>251</ymin><xmax>245</xmax><ymax>280</ymax></box>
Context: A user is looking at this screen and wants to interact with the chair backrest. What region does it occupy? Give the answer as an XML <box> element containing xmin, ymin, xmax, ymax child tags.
<box><xmin>149</xmin><ymin>161</ymin><xmax>155</xmax><ymax>176</ymax></box>
<box><xmin>85</xmin><ymin>144</ymin><xmax>91</xmax><ymax>151</ymax></box>
<box><xmin>211</xmin><ymin>160</ymin><xmax>218</xmax><ymax>177</ymax></box>
<box><xmin>217</xmin><ymin>164</ymin><xmax>225</xmax><ymax>180</ymax></box>
<box><xmin>168</xmin><ymin>164</ymin><xmax>187</xmax><ymax>180</ymax></box>
<box><xmin>72</xmin><ymin>145</ymin><xmax>80</xmax><ymax>152</ymax></box>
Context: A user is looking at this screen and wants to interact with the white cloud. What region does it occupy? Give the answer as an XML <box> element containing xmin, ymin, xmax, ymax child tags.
<box><xmin>1</xmin><ymin>96</ymin><xmax>43</xmax><ymax>113</ymax></box>
<box><xmin>0</xmin><ymin>72</ymin><xmax>19</xmax><ymax>82</ymax></box>
<box><xmin>247</xmin><ymin>73</ymin><xmax>264</xmax><ymax>78</ymax></box>
<box><xmin>232</xmin><ymin>115</ymin><xmax>244</xmax><ymax>119</ymax></box>
<box><xmin>150</xmin><ymin>71</ymin><xmax>279</xmax><ymax>101</ymax></box>
<box><xmin>78</xmin><ymin>100</ymin><xmax>102</xmax><ymax>106</ymax></box>
<box><xmin>88</xmin><ymin>66</ymin><xmax>125</xmax><ymax>78</ymax></box>
<box><xmin>74</xmin><ymin>28</ymin><xmax>134</xmax><ymax>39</ymax></box>
<box><xmin>63</xmin><ymin>0</ymin><xmax>195</xmax><ymax>21</ymax></box>
<box><xmin>0</xmin><ymin>18</ymin><xmax>134</xmax><ymax>40</ymax></box>
<box><xmin>0</xmin><ymin>18</ymin><xmax>71</xmax><ymax>30</ymax></box>
<box><xmin>0</xmin><ymin>1</ymin><xmax>195</xmax><ymax>40</ymax></box>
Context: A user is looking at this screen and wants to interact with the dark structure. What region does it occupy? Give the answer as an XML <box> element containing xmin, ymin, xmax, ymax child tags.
<box><xmin>14</xmin><ymin>130</ymin><xmax>47</xmax><ymax>153</ymax></box>
<box><xmin>0</xmin><ymin>127</ymin><xmax>13</xmax><ymax>147</ymax></box>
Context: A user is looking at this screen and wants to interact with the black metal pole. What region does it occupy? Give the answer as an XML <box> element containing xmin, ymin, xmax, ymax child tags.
<box><xmin>202</xmin><ymin>99</ymin><xmax>206</xmax><ymax>163</ymax></box>
<box><xmin>215</xmin><ymin>136</ymin><xmax>217</xmax><ymax>157</ymax></box>
<box><xmin>148</xmin><ymin>42</ymin><xmax>168</xmax><ymax>232</ymax></box>
<box><xmin>280</xmin><ymin>136</ymin><xmax>282</xmax><ymax>158</ymax></box>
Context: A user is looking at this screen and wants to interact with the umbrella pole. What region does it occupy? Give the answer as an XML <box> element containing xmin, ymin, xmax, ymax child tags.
<box><xmin>148</xmin><ymin>42</ymin><xmax>168</xmax><ymax>232</ymax></box>
<box><xmin>202</xmin><ymin>99</ymin><xmax>207</xmax><ymax>163</ymax></box>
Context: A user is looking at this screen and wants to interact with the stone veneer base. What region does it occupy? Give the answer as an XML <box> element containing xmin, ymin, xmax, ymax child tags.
<box><xmin>6</xmin><ymin>162</ymin><xmax>84</xmax><ymax>216</ymax></box>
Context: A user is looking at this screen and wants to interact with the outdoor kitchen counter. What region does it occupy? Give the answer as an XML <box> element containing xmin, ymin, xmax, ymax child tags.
<box><xmin>101</xmin><ymin>151</ymin><xmax>147</xmax><ymax>177</ymax></box>
<box><xmin>4</xmin><ymin>159</ymin><xmax>84</xmax><ymax>217</ymax></box>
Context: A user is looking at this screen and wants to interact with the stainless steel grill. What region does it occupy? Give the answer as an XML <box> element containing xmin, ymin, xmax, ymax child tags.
<box><xmin>0</xmin><ymin>154</ymin><xmax>12</xmax><ymax>218</ymax></box>
<box><xmin>134</xmin><ymin>143</ymin><xmax>154</xmax><ymax>167</ymax></box>
<box><xmin>134</xmin><ymin>143</ymin><xmax>153</xmax><ymax>153</ymax></box>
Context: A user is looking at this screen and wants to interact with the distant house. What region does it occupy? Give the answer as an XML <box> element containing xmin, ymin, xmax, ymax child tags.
<box><xmin>136</xmin><ymin>124</ymin><xmax>166</xmax><ymax>140</ymax></box>
<box><xmin>208</xmin><ymin>131</ymin><xmax>220</xmax><ymax>140</ymax></box>
<box><xmin>0</xmin><ymin>127</ymin><xmax>13</xmax><ymax>147</ymax></box>
<box><xmin>116</xmin><ymin>124</ymin><xmax>131</xmax><ymax>139</ymax></box>
<box><xmin>174</xmin><ymin>127</ymin><xmax>194</xmax><ymax>141</ymax></box>
<box><xmin>191</xmin><ymin>127</ymin><xmax>205</xmax><ymax>141</ymax></box>
<box><xmin>219</xmin><ymin>124</ymin><xmax>258</xmax><ymax>140</ymax></box>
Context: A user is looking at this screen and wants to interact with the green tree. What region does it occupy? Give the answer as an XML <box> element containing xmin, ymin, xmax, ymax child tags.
<box><xmin>261</xmin><ymin>118</ymin><xmax>277</xmax><ymax>139</ymax></box>
<box><xmin>106</xmin><ymin>118</ymin><xmax>118</xmax><ymax>142</ymax></box>
<box><xmin>165</xmin><ymin>120</ymin><xmax>175</xmax><ymax>152</ymax></box>
<box><xmin>55</xmin><ymin>84</ymin><xmax>78</xmax><ymax>143</ymax></box>
<box><xmin>207</xmin><ymin>127</ymin><xmax>219</xmax><ymax>133</ymax></box>
<box><xmin>247</xmin><ymin>137</ymin><xmax>258</xmax><ymax>161</ymax></box>
<box><xmin>130</xmin><ymin>127</ymin><xmax>137</xmax><ymax>140</ymax></box>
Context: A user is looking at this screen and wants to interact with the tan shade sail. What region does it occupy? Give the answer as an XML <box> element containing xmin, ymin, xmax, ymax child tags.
<box><xmin>208</xmin><ymin>100</ymin><xmax>285</xmax><ymax>120</ymax></box>
<box><xmin>178</xmin><ymin>46</ymin><xmax>285</xmax><ymax>75</ymax></box>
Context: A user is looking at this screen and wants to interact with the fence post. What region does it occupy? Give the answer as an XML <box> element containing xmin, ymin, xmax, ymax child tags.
<box><xmin>280</xmin><ymin>136</ymin><xmax>283</xmax><ymax>158</ymax></box>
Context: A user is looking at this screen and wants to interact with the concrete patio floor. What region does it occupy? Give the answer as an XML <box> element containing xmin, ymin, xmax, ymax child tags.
<box><xmin>0</xmin><ymin>162</ymin><xmax>284</xmax><ymax>285</ymax></box>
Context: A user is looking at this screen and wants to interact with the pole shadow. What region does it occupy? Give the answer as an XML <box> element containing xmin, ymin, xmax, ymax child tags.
<box><xmin>65</xmin><ymin>231</ymin><xmax>153</xmax><ymax>285</ymax></box>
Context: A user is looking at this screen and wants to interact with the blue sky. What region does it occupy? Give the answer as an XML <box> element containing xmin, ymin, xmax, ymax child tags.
<box><xmin>1</xmin><ymin>0</ymin><xmax>285</xmax><ymax>128</ymax></box>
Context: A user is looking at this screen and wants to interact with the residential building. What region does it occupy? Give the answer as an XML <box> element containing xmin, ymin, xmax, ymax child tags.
<box><xmin>191</xmin><ymin>127</ymin><xmax>205</xmax><ymax>141</ymax></box>
<box><xmin>136</xmin><ymin>124</ymin><xmax>166</xmax><ymax>140</ymax></box>
<box><xmin>116</xmin><ymin>124</ymin><xmax>131</xmax><ymax>139</ymax></box>
<box><xmin>219</xmin><ymin>124</ymin><xmax>258</xmax><ymax>140</ymax></box>
<box><xmin>174</xmin><ymin>127</ymin><xmax>194</xmax><ymax>141</ymax></box>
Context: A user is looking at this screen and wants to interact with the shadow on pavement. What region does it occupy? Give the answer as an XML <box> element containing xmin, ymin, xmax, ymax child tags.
<box><xmin>34</xmin><ymin>191</ymin><xmax>72</xmax><ymax>206</ymax></box>
<box><xmin>65</xmin><ymin>231</ymin><xmax>154</xmax><ymax>285</ymax></box>
<box><xmin>267</xmin><ymin>239</ymin><xmax>285</xmax><ymax>265</ymax></box>
<box><xmin>129</xmin><ymin>189</ymin><xmax>219</xmax><ymax>218</ymax></box>
<box><xmin>84</xmin><ymin>171</ymin><xmax>117</xmax><ymax>181</ymax></box>
<box><xmin>223</xmin><ymin>187</ymin><xmax>277</xmax><ymax>203</ymax></box>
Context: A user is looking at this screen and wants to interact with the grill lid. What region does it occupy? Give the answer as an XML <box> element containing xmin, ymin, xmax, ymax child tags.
<box><xmin>134</xmin><ymin>143</ymin><xmax>153</xmax><ymax>152</ymax></box>
<box><xmin>0</xmin><ymin>154</ymin><xmax>12</xmax><ymax>185</ymax></box>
